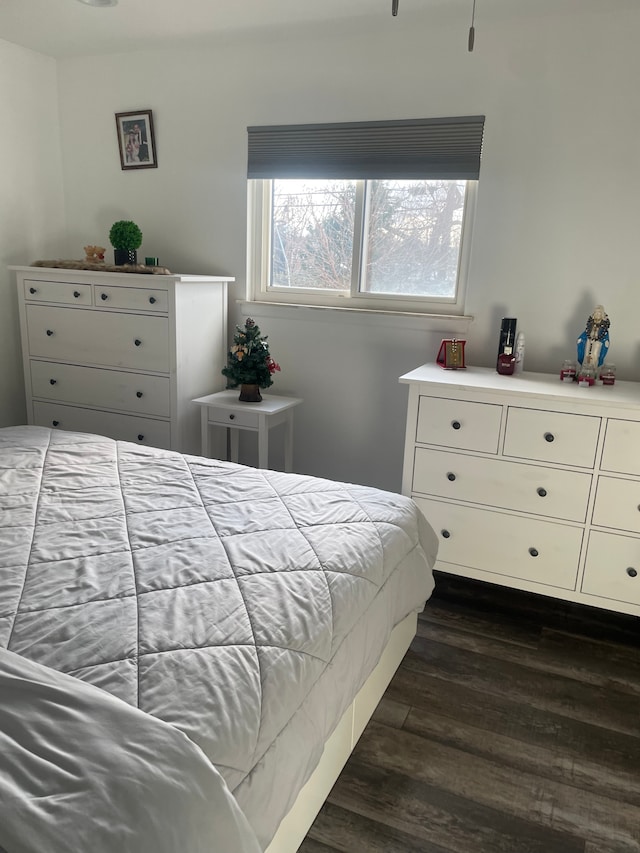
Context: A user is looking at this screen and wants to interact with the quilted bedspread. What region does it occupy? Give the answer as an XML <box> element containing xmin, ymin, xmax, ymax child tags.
<box><xmin>0</xmin><ymin>425</ymin><xmax>437</xmax><ymax>848</ymax></box>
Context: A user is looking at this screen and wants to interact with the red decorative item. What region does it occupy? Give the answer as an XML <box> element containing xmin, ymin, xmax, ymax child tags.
<box><xmin>437</xmin><ymin>339</ymin><xmax>466</xmax><ymax>369</ymax></box>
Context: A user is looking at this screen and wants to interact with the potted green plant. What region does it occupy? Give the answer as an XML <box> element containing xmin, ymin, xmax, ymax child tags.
<box><xmin>109</xmin><ymin>220</ymin><xmax>143</xmax><ymax>266</ymax></box>
<box><xmin>222</xmin><ymin>318</ymin><xmax>281</xmax><ymax>402</ymax></box>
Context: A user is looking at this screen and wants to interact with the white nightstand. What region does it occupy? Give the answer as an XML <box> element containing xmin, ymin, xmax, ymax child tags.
<box><xmin>192</xmin><ymin>390</ymin><xmax>303</xmax><ymax>471</ymax></box>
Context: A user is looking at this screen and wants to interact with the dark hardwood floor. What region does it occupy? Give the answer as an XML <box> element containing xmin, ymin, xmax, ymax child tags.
<box><xmin>299</xmin><ymin>574</ymin><xmax>640</xmax><ymax>853</ymax></box>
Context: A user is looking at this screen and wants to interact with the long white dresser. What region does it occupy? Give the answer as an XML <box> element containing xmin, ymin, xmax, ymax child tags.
<box><xmin>13</xmin><ymin>266</ymin><xmax>234</xmax><ymax>455</ymax></box>
<box><xmin>400</xmin><ymin>363</ymin><xmax>640</xmax><ymax>616</ymax></box>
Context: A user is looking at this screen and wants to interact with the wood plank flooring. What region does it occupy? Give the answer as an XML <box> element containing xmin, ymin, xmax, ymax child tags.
<box><xmin>298</xmin><ymin>574</ymin><xmax>640</xmax><ymax>853</ymax></box>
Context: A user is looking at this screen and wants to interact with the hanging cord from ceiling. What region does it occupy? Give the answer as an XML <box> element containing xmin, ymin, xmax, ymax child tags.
<box><xmin>468</xmin><ymin>0</ymin><xmax>477</xmax><ymax>51</ymax></box>
<box><xmin>391</xmin><ymin>0</ymin><xmax>477</xmax><ymax>51</ymax></box>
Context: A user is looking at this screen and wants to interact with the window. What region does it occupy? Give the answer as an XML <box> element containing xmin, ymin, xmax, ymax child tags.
<box><xmin>247</xmin><ymin>117</ymin><xmax>484</xmax><ymax>314</ymax></box>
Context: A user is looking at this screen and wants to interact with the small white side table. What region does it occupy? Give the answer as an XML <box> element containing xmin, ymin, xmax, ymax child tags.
<box><xmin>192</xmin><ymin>390</ymin><xmax>303</xmax><ymax>471</ymax></box>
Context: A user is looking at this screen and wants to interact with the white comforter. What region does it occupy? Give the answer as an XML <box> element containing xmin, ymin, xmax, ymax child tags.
<box><xmin>0</xmin><ymin>426</ymin><xmax>437</xmax><ymax>850</ymax></box>
<box><xmin>0</xmin><ymin>648</ymin><xmax>261</xmax><ymax>853</ymax></box>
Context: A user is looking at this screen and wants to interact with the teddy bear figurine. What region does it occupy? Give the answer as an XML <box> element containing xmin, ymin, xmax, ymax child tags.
<box><xmin>84</xmin><ymin>245</ymin><xmax>106</xmax><ymax>264</ymax></box>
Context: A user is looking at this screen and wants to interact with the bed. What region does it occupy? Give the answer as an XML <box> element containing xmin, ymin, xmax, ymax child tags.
<box><xmin>0</xmin><ymin>425</ymin><xmax>438</xmax><ymax>853</ymax></box>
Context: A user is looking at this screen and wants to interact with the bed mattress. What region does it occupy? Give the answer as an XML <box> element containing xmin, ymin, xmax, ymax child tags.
<box><xmin>0</xmin><ymin>426</ymin><xmax>437</xmax><ymax>849</ymax></box>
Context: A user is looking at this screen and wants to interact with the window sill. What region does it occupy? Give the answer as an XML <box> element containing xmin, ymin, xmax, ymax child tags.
<box><xmin>237</xmin><ymin>300</ymin><xmax>474</xmax><ymax>334</ymax></box>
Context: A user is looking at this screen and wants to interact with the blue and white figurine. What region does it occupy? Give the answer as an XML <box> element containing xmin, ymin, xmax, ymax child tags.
<box><xmin>577</xmin><ymin>305</ymin><xmax>610</xmax><ymax>369</ymax></box>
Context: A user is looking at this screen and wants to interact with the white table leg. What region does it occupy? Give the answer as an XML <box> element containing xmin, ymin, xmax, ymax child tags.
<box><xmin>284</xmin><ymin>412</ymin><xmax>294</xmax><ymax>473</ymax></box>
<box><xmin>258</xmin><ymin>415</ymin><xmax>269</xmax><ymax>469</ymax></box>
<box><xmin>229</xmin><ymin>428</ymin><xmax>240</xmax><ymax>463</ymax></box>
<box><xmin>200</xmin><ymin>407</ymin><xmax>210</xmax><ymax>457</ymax></box>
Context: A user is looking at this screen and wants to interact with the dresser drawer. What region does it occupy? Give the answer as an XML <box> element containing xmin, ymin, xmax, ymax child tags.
<box><xmin>31</xmin><ymin>361</ymin><xmax>170</xmax><ymax>418</ymax></box>
<box><xmin>93</xmin><ymin>285</ymin><xmax>168</xmax><ymax>312</ymax></box>
<box><xmin>24</xmin><ymin>279</ymin><xmax>92</xmax><ymax>306</ymax></box>
<box><xmin>582</xmin><ymin>530</ymin><xmax>640</xmax><ymax>606</ymax></box>
<box><xmin>415</xmin><ymin>396</ymin><xmax>502</xmax><ymax>453</ymax></box>
<box><xmin>601</xmin><ymin>419</ymin><xmax>640</xmax><ymax>476</ymax></box>
<box><xmin>33</xmin><ymin>402</ymin><xmax>171</xmax><ymax>449</ymax></box>
<box><xmin>414</xmin><ymin>498</ymin><xmax>582</xmax><ymax>590</ymax></box>
<box><xmin>592</xmin><ymin>476</ymin><xmax>640</xmax><ymax>534</ymax></box>
<box><xmin>413</xmin><ymin>448</ymin><xmax>591</xmax><ymax>522</ymax></box>
<box><xmin>503</xmin><ymin>407</ymin><xmax>600</xmax><ymax>468</ymax></box>
<box><xmin>26</xmin><ymin>305</ymin><xmax>169</xmax><ymax>372</ymax></box>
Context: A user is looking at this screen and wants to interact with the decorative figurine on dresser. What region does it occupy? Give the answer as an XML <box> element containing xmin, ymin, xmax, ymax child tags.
<box><xmin>12</xmin><ymin>264</ymin><xmax>234</xmax><ymax>454</ymax></box>
<box><xmin>577</xmin><ymin>305</ymin><xmax>610</xmax><ymax>371</ymax></box>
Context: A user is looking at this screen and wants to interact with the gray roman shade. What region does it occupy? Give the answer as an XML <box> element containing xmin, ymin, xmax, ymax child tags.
<box><xmin>247</xmin><ymin>115</ymin><xmax>485</xmax><ymax>180</ymax></box>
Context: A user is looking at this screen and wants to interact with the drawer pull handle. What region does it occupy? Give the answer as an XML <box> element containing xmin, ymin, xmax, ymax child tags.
<box><xmin>73</xmin><ymin>291</ymin><xmax>81</xmax><ymax>298</ymax></box>
<box><xmin>446</xmin><ymin>472</ymin><xmax>456</xmax><ymax>482</ymax></box>
<box><xmin>537</xmin><ymin>487</ymin><xmax>547</xmax><ymax>497</ymax></box>
<box><xmin>229</xmin><ymin>414</ymin><xmax>235</xmax><ymax>420</ymax></box>
<box><xmin>451</xmin><ymin>420</ymin><xmax>461</xmax><ymax>430</ymax></box>
<box><xmin>136</xmin><ymin>391</ymin><xmax>143</xmax><ymax>398</ymax></box>
<box><xmin>29</xmin><ymin>287</ymin><xmax>37</xmax><ymax>294</ymax></box>
<box><xmin>52</xmin><ymin>420</ymin><xmax>59</xmax><ymax>427</ymax></box>
<box><xmin>46</xmin><ymin>329</ymin><xmax>54</xmax><ymax>336</ymax></box>
<box><xmin>49</xmin><ymin>379</ymin><xmax>57</xmax><ymax>385</ymax></box>
<box><xmin>137</xmin><ymin>434</ymin><xmax>144</xmax><ymax>441</ymax></box>
<box><xmin>101</xmin><ymin>293</ymin><xmax>108</xmax><ymax>301</ymax></box>
<box><xmin>441</xmin><ymin>529</ymin><xmax>451</xmax><ymax>539</ymax></box>
<box><xmin>529</xmin><ymin>547</ymin><xmax>539</xmax><ymax>557</ymax></box>
<box><xmin>544</xmin><ymin>432</ymin><xmax>555</xmax><ymax>443</ymax></box>
<box><xmin>627</xmin><ymin>567</ymin><xmax>638</xmax><ymax>578</ymax></box>
<box><xmin>149</xmin><ymin>296</ymin><xmax>157</xmax><ymax>304</ymax></box>
<box><xmin>134</xmin><ymin>339</ymin><xmax>142</xmax><ymax>347</ymax></box>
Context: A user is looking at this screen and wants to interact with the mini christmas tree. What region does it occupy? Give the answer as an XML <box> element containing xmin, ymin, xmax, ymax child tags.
<box><xmin>222</xmin><ymin>318</ymin><xmax>280</xmax><ymax>401</ymax></box>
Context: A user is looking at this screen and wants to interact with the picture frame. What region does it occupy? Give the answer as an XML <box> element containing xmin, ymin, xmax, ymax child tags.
<box><xmin>115</xmin><ymin>109</ymin><xmax>157</xmax><ymax>170</ymax></box>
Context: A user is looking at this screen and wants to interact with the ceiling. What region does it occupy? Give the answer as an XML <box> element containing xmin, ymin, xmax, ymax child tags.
<box><xmin>0</xmin><ymin>0</ymin><xmax>632</xmax><ymax>60</ymax></box>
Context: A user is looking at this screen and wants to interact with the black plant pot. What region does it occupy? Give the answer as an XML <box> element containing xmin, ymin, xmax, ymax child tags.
<box><xmin>114</xmin><ymin>249</ymin><xmax>137</xmax><ymax>266</ymax></box>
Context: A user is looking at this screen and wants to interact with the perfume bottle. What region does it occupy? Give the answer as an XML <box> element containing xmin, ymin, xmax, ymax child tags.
<box><xmin>496</xmin><ymin>318</ymin><xmax>517</xmax><ymax>375</ymax></box>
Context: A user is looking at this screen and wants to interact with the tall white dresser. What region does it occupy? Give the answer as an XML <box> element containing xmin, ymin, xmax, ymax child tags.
<box><xmin>13</xmin><ymin>266</ymin><xmax>234</xmax><ymax>455</ymax></box>
<box><xmin>400</xmin><ymin>363</ymin><xmax>640</xmax><ymax>617</ymax></box>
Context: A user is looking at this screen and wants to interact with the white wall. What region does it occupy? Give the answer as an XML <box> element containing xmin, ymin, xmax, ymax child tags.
<box><xmin>0</xmin><ymin>40</ymin><xmax>66</xmax><ymax>425</ymax></box>
<box><xmin>47</xmin><ymin>4</ymin><xmax>640</xmax><ymax>488</ymax></box>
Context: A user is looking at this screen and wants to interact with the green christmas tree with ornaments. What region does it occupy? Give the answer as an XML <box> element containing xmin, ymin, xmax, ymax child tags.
<box><xmin>222</xmin><ymin>318</ymin><xmax>280</xmax><ymax>402</ymax></box>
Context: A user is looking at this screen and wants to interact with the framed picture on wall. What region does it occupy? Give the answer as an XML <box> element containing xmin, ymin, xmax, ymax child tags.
<box><xmin>115</xmin><ymin>109</ymin><xmax>157</xmax><ymax>170</ymax></box>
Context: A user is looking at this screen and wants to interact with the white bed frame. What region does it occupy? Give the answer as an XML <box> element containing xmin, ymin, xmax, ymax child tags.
<box><xmin>264</xmin><ymin>611</ymin><xmax>417</xmax><ymax>853</ymax></box>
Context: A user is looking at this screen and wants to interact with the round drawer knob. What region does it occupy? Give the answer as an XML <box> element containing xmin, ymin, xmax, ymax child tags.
<box><xmin>49</xmin><ymin>379</ymin><xmax>57</xmax><ymax>385</ymax></box>
<box><xmin>52</xmin><ymin>420</ymin><xmax>59</xmax><ymax>427</ymax></box>
<box><xmin>544</xmin><ymin>432</ymin><xmax>555</xmax><ymax>443</ymax></box>
<box><xmin>627</xmin><ymin>567</ymin><xmax>638</xmax><ymax>578</ymax></box>
<box><xmin>136</xmin><ymin>391</ymin><xmax>143</xmax><ymax>398</ymax></box>
<box><xmin>29</xmin><ymin>287</ymin><xmax>37</xmax><ymax>294</ymax></box>
<box><xmin>73</xmin><ymin>291</ymin><xmax>81</xmax><ymax>298</ymax></box>
<box><xmin>149</xmin><ymin>296</ymin><xmax>157</xmax><ymax>304</ymax></box>
<box><xmin>229</xmin><ymin>414</ymin><xmax>235</xmax><ymax>420</ymax></box>
<box><xmin>134</xmin><ymin>339</ymin><xmax>142</xmax><ymax>347</ymax></box>
<box><xmin>537</xmin><ymin>487</ymin><xmax>547</xmax><ymax>497</ymax></box>
<box><xmin>446</xmin><ymin>472</ymin><xmax>456</xmax><ymax>482</ymax></box>
<box><xmin>46</xmin><ymin>329</ymin><xmax>54</xmax><ymax>336</ymax></box>
<box><xmin>441</xmin><ymin>529</ymin><xmax>451</xmax><ymax>539</ymax></box>
<box><xmin>137</xmin><ymin>434</ymin><xmax>144</xmax><ymax>442</ymax></box>
<box><xmin>451</xmin><ymin>420</ymin><xmax>461</xmax><ymax>430</ymax></box>
<box><xmin>529</xmin><ymin>547</ymin><xmax>539</xmax><ymax>557</ymax></box>
<box><xmin>101</xmin><ymin>293</ymin><xmax>108</xmax><ymax>301</ymax></box>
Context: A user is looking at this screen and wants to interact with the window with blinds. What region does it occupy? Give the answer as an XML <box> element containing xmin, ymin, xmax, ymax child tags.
<box><xmin>247</xmin><ymin>116</ymin><xmax>485</xmax><ymax>313</ymax></box>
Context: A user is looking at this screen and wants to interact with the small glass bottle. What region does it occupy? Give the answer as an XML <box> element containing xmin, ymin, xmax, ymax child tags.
<box><xmin>497</xmin><ymin>347</ymin><xmax>516</xmax><ymax>375</ymax></box>
<box><xmin>577</xmin><ymin>363</ymin><xmax>596</xmax><ymax>387</ymax></box>
<box><xmin>600</xmin><ymin>363</ymin><xmax>617</xmax><ymax>386</ymax></box>
<box><xmin>560</xmin><ymin>360</ymin><xmax>576</xmax><ymax>382</ymax></box>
